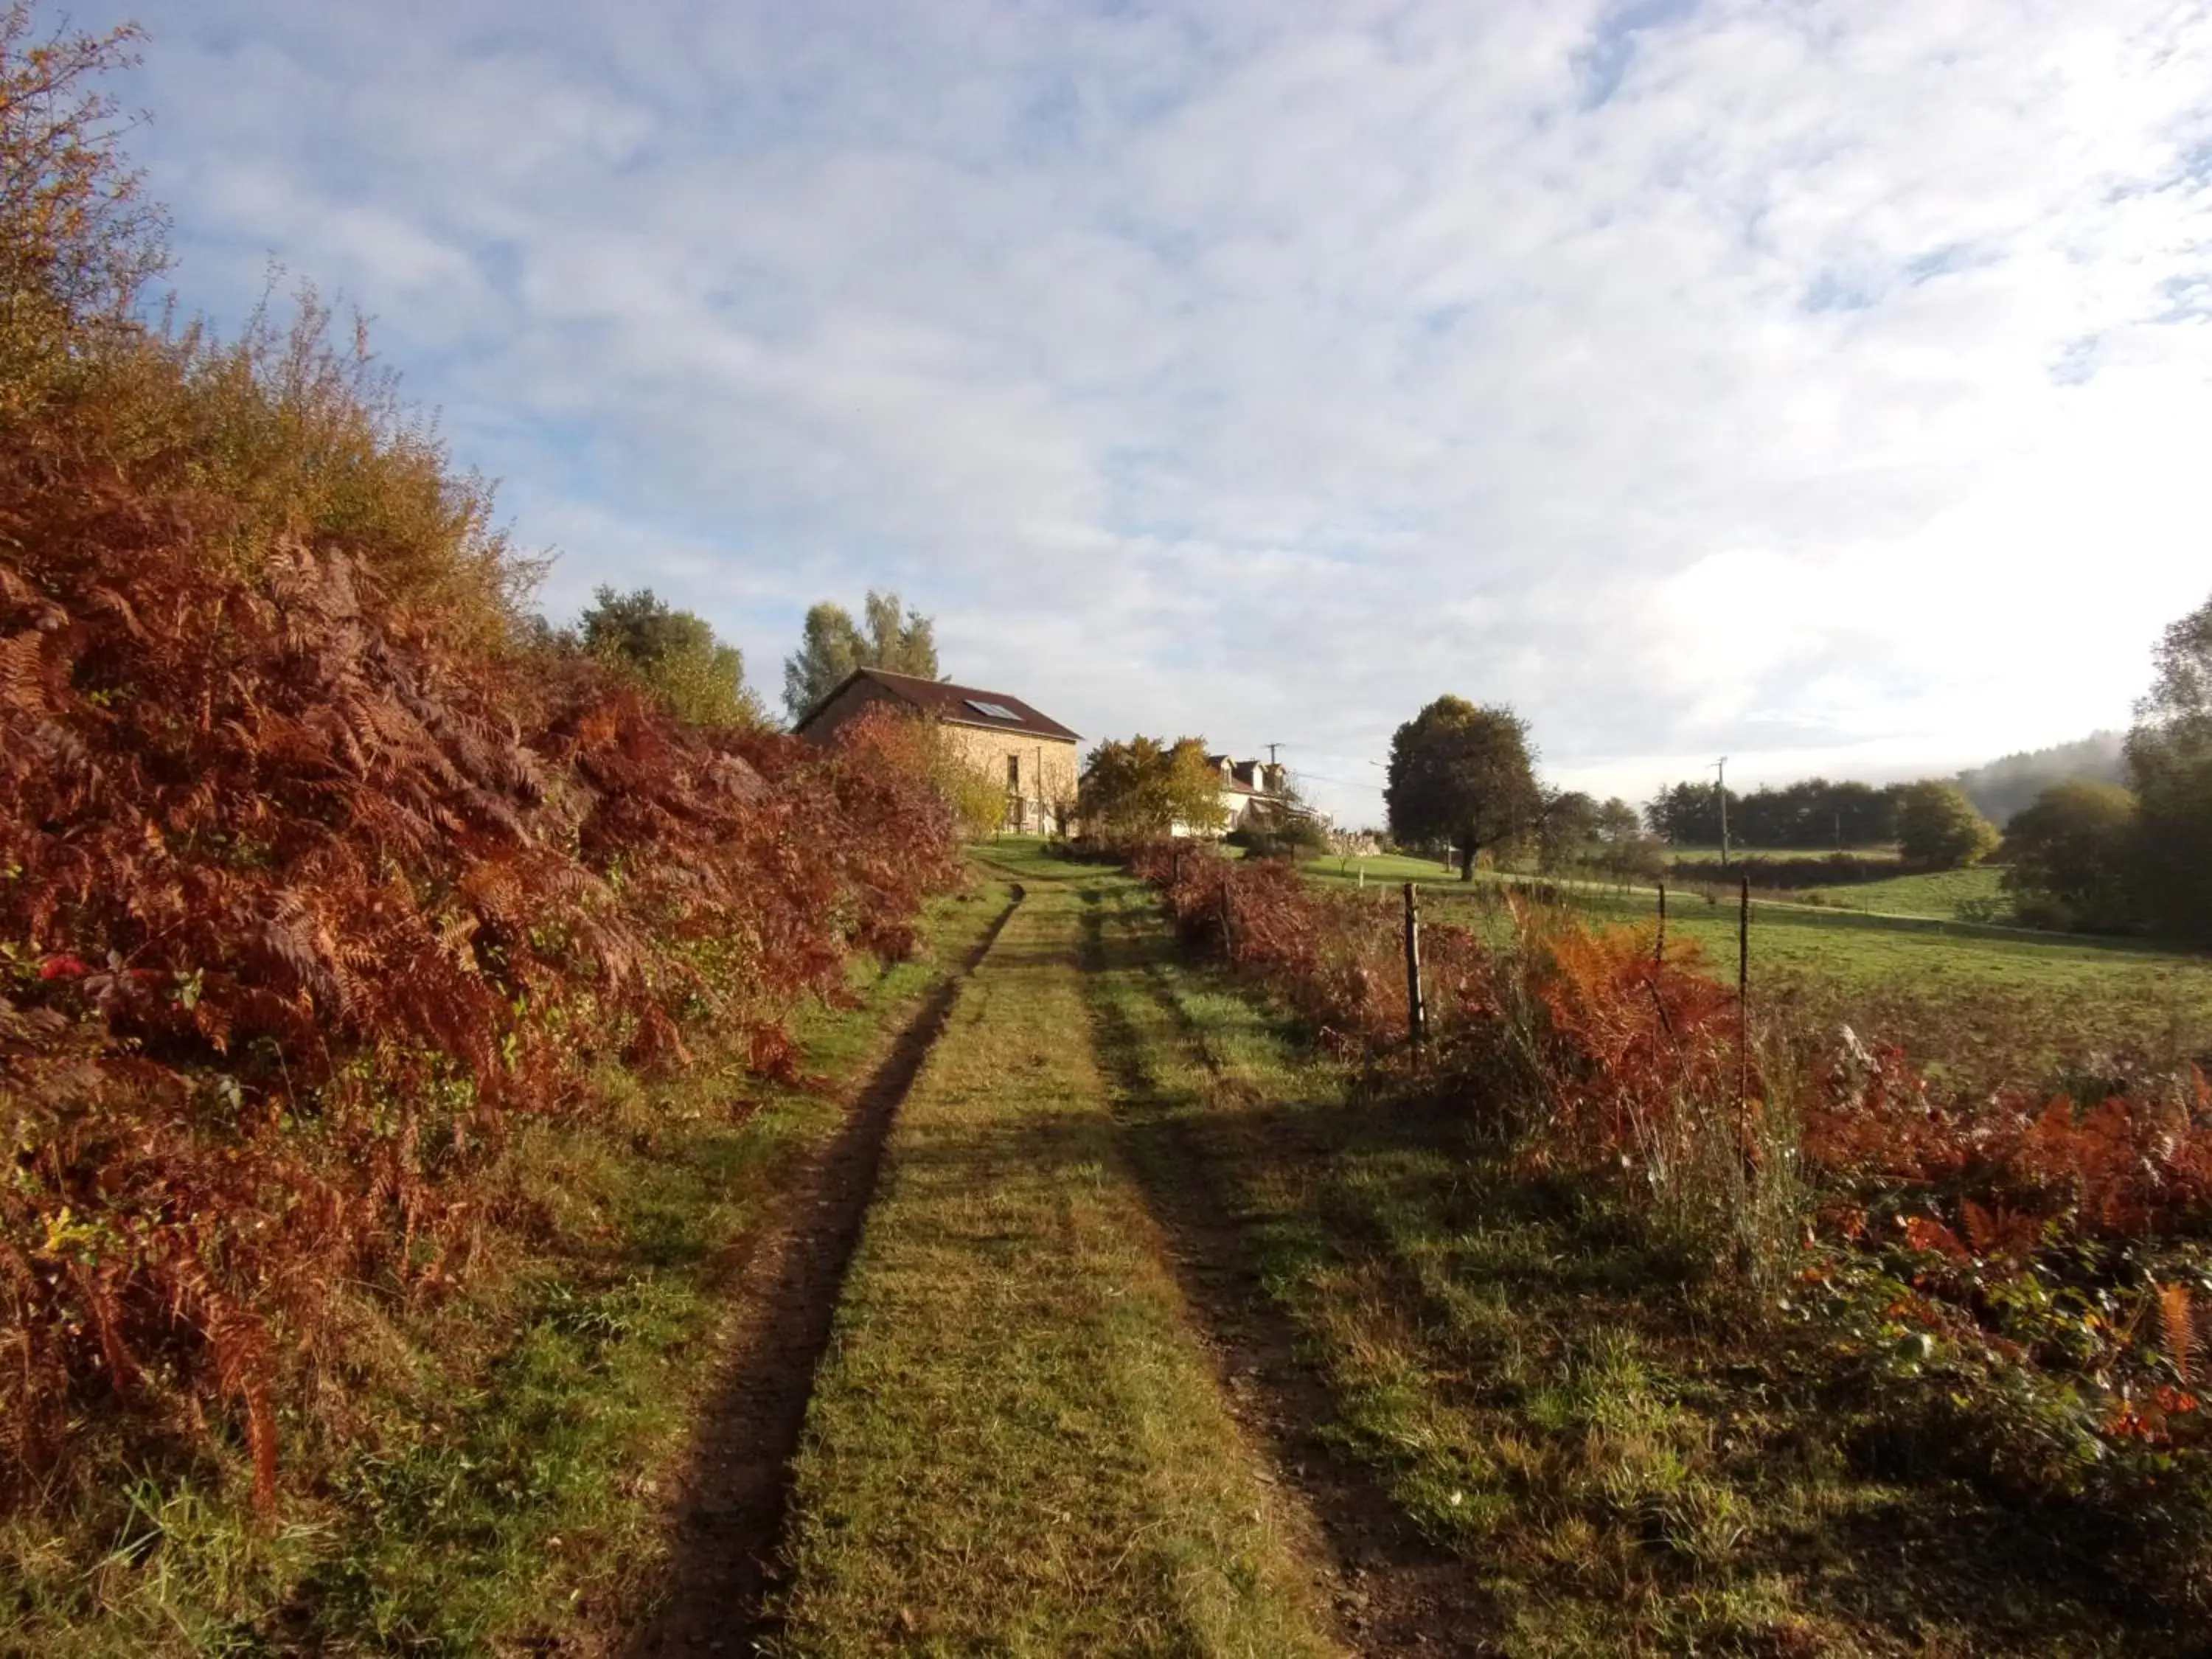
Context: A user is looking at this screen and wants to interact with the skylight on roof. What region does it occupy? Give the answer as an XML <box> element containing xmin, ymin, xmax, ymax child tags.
<box><xmin>965</xmin><ymin>699</ymin><xmax>1020</xmax><ymax>720</ymax></box>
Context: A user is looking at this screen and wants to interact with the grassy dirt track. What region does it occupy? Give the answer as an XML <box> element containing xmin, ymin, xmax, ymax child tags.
<box><xmin>648</xmin><ymin>848</ymin><xmax>2209</xmax><ymax>1655</ymax></box>
<box><xmin>1078</xmin><ymin>874</ymin><xmax>1498</xmax><ymax>1653</ymax></box>
<box><xmin>767</xmin><ymin>858</ymin><xmax>1343</xmax><ymax>1658</ymax></box>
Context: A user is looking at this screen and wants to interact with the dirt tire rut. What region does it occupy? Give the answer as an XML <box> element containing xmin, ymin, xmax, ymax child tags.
<box><xmin>624</xmin><ymin>888</ymin><xmax>1021</xmax><ymax>1655</ymax></box>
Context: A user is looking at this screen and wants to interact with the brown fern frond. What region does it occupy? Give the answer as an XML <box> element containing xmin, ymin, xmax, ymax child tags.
<box><xmin>0</xmin><ymin>628</ymin><xmax>51</xmax><ymax>710</ymax></box>
<box><xmin>242</xmin><ymin>1376</ymin><xmax>279</xmax><ymax>1517</ymax></box>
<box><xmin>1902</xmin><ymin>1214</ymin><xmax>1971</xmax><ymax>1260</ymax></box>
<box><xmin>1960</xmin><ymin>1199</ymin><xmax>1992</xmax><ymax>1253</ymax></box>
<box><xmin>2160</xmin><ymin>1284</ymin><xmax>2197</xmax><ymax>1385</ymax></box>
<box><xmin>82</xmin><ymin>583</ymin><xmax>146</xmax><ymax>640</ymax></box>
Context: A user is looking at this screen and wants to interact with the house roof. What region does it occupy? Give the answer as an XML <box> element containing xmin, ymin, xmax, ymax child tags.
<box><xmin>796</xmin><ymin>667</ymin><xmax>1082</xmax><ymax>742</ymax></box>
<box><xmin>1206</xmin><ymin>755</ymin><xmax>1275</xmax><ymax>796</ymax></box>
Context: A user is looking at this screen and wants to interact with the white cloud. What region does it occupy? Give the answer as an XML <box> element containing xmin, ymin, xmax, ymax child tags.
<box><xmin>72</xmin><ymin>0</ymin><xmax>2212</xmax><ymax>822</ymax></box>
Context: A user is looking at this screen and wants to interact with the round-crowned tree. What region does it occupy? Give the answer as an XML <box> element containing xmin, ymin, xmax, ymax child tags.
<box><xmin>1894</xmin><ymin>779</ymin><xmax>2000</xmax><ymax>870</ymax></box>
<box><xmin>1383</xmin><ymin>697</ymin><xmax>1540</xmax><ymax>881</ymax></box>
<box><xmin>2002</xmin><ymin>780</ymin><xmax>2138</xmax><ymax>931</ymax></box>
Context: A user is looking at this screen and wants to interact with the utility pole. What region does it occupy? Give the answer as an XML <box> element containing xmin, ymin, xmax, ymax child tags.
<box><xmin>1266</xmin><ymin>742</ymin><xmax>1282</xmax><ymax>765</ymax></box>
<box><xmin>1712</xmin><ymin>757</ymin><xmax>1731</xmax><ymax>867</ymax></box>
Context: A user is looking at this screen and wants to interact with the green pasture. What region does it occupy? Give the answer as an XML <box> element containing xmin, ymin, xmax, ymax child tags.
<box><xmin>1667</xmin><ymin>842</ymin><xmax>1903</xmax><ymax>868</ymax></box>
<box><xmin>1301</xmin><ymin>855</ymin><xmax>2212</xmax><ymax>1080</ymax></box>
<box><xmin>1316</xmin><ymin>865</ymin><xmax>2192</xmax><ymax>988</ymax></box>
<box><xmin>1795</xmin><ymin>863</ymin><xmax>2006</xmax><ymax>917</ymax></box>
<box><xmin>1017</xmin><ymin>841</ymin><xmax>2212</xmax><ymax>1068</ymax></box>
<box><xmin>1310</xmin><ymin>846</ymin><xmax>1998</xmax><ymax>925</ymax></box>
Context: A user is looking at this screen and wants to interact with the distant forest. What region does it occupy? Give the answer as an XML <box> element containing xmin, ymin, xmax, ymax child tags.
<box><xmin>1952</xmin><ymin>731</ymin><xmax>2126</xmax><ymax>827</ymax></box>
<box><xmin>1644</xmin><ymin>731</ymin><xmax>2128</xmax><ymax>849</ymax></box>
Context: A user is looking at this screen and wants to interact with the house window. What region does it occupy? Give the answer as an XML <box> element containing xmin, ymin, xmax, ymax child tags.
<box><xmin>1007</xmin><ymin>754</ymin><xmax>1020</xmax><ymax>790</ymax></box>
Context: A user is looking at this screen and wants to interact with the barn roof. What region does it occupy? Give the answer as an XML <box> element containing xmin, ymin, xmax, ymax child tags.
<box><xmin>795</xmin><ymin>667</ymin><xmax>1082</xmax><ymax>742</ymax></box>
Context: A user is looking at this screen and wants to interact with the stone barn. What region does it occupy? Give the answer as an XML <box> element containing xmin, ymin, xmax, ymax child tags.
<box><xmin>793</xmin><ymin>667</ymin><xmax>1081</xmax><ymax>833</ymax></box>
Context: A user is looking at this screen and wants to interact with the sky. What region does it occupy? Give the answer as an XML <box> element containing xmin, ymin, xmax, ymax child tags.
<box><xmin>64</xmin><ymin>0</ymin><xmax>2212</xmax><ymax>825</ymax></box>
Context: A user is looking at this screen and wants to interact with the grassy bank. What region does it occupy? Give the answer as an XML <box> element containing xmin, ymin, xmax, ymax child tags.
<box><xmin>769</xmin><ymin>859</ymin><xmax>1338</xmax><ymax>1658</ymax></box>
<box><xmin>1</xmin><ymin>886</ymin><xmax>1008</xmax><ymax>1659</ymax></box>
<box><xmin>1078</xmin><ymin>866</ymin><xmax>2192</xmax><ymax>1655</ymax></box>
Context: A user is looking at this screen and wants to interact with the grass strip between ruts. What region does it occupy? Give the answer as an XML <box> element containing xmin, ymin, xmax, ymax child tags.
<box><xmin>769</xmin><ymin>866</ymin><xmax>1340</xmax><ymax>1658</ymax></box>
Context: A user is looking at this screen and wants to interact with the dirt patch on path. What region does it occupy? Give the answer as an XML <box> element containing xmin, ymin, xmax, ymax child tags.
<box><xmin>1082</xmin><ymin>902</ymin><xmax>1501</xmax><ymax>1658</ymax></box>
<box><xmin>623</xmin><ymin>888</ymin><xmax>1021</xmax><ymax>1656</ymax></box>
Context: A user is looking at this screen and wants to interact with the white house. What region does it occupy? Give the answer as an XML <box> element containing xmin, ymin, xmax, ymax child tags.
<box><xmin>1164</xmin><ymin>754</ymin><xmax>1323</xmax><ymax>838</ymax></box>
<box><xmin>1207</xmin><ymin>755</ymin><xmax>1290</xmax><ymax>832</ymax></box>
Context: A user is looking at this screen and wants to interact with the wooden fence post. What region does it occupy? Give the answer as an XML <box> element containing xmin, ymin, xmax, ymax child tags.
<box><xmin>1403</xmin><ymin>881</ymin><xmax>1427</xmax><ymax>1048</ymax></box>
<box><xmin>1220</xmin><ymin>880</ymin><xmax>1236</xmax><ymax>959</ymax></box>
<box><xmin>1655</xmin><ymin>880</ymin><xmax>1667</xmax><ymax>967</ymax></box>
<box><xmin>1736</xmin><ymin>876</ymin><xmax>1751</xmax><ymax>1115</ymax></box>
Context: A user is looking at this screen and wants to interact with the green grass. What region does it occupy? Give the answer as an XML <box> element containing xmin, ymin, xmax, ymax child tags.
<box><xmin>769</xmin><ymin>860</ymin><xmax>1339</xmax><ymax>1658</ymax></box>
<box><xmin>1070</xmin><ymin>866</ymin><xmax>2183</xmax><ymax>1655</ymax></box>
<box><xmin>1</xmin><ymin>886</ymin><xmax>1012</xmax><ymax>1659</ymax></box>
<box><xmin>1658</xmin><ymin>852</ymin><xmax>2014</xmax><ymax>923</ymax></box>
<box><xmin>1316</xmin><ymin>846</ymin><xmax>1994</xmax><ymax>922</ymax></box>
<box><xmin>1669</xmin><ymin>843</ymin><xmax>1904</xmax><ymax>868</ymax></box>
<box><xmin>1800</xmin><ymin>863</ymin><xmax>2007</xmax><ymax>917</ymax></box>
<box><xmin>1303</xmin><ymin>849</ymin><xmax>1464</xmax><ymax>888</ymax></box>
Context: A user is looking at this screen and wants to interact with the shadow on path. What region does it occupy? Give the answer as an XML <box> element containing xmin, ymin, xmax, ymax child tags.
<box><xmin>624</xmin><ymin>887</ymin><xmax>1023</xmax><ymax>1656</ymax></box>
<box><xmin>1079</xmin><ymin>897</ymin><xmax>1502</xmax><ymax>1658</ymax></box>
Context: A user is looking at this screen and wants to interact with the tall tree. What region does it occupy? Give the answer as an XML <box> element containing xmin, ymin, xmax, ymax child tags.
<box><xmin>0</xmin><ymin>6</ymin><xmax>169</xmax><ymax>355</ymax></box>
<box><xmin>1894</xmin><ymin>780</ymin><xmax>2000</xmax><ymax>870</ymax></box>
<box><xmin>1644</xmin><ymin>777</ymin><xmax>1902</xmax><ymax>849</ymax></box>
<box><xmin>1644</xmin><ymin>780</ymin><xmax>1738</xmax><ymax>846</ymax></box>
<box><xmin>1078</xmin><ymin>736</ymin><xmax>1225</xmax><ymax>846</ymax></box>
<box><xmin>580</xmin><ymin>584</ymin><xmax>712</xmax><ymax>668</ymax></box>
<box><xmin>1956</xmin><ymin>733</ymin><xmax>2126</xmax><ymax>828</ymax></box>
<box><xmin>1593</xmin><ymin>796</ymin><xmax>1665</xmax><ymax>887</ymax></box>
<box><xmin>1383</xmin><ymin>698</ymin><xmax>1540</xmax><ymax>881</ymax></box>
<box><xmin>577</xmin><ymin>585</ymin><xmax>757</xmax><ymax>728</ymax></box>
<box><xmin>1537</xmin><ymin>788</ymin><xmax>1601</xmax><ymax>873</ymax></box>
<box><xmin>2001</xmin><ymin>780</ymin><xmax>2139</xmax><ymax>931</ymax></box>
<box><xmin>2126</xmin><ymin>592</ymin><xmax>2212</xmax><ymax>939</ymax></box>
<box><xmin>781</xmin><ymin>588</ymin><xmax>939</xmax><ymax>720</ymax></box>
<box><xmin>1595</xmin><ymin>797</ymin><xmax>1643</xmax><ymax>845</ymax></box>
